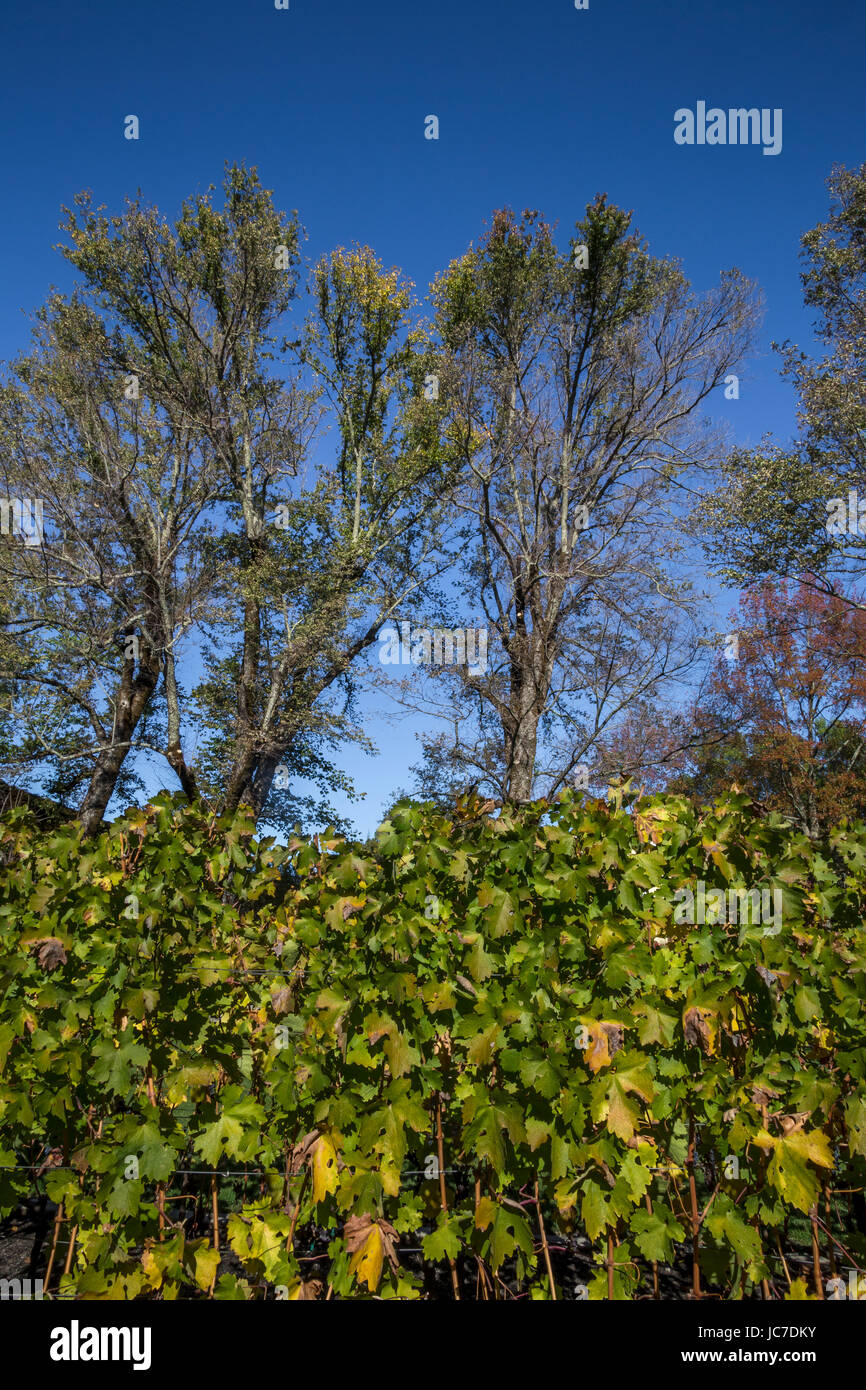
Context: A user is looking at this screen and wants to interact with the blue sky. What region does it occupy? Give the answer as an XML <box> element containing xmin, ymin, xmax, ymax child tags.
<box><xmin>1</xmin><ymin>0</ymin><xmax>863</xmax><ymax>834</ymax></box>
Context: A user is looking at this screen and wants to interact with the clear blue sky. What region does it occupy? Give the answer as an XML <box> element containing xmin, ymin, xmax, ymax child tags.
<box><xmin>1</xmin><ymin>0</ymin><xmax>863</xmax><ymax>834</ymax></box>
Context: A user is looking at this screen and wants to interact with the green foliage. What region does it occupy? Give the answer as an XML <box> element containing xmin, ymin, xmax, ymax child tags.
<box><xmin>697</xmin><ymin>162</ymin><xmax>866</xmax><ymax>597</ymax></box>
<box><xmin>1</xmin><ymin>786</ymin><xmax>865</xmax><ymax>1299</ymax></box>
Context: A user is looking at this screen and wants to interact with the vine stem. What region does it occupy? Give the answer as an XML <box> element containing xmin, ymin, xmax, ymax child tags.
<box><xmin>812</xmin><ymin>1209</ymin><xmax>865</xmax><ymax>1273</ymax></box>
<box><xmin>209</xmin><ymin>1173</ymin><xmax>220</xmax><ymax>1298</ymax></box>
<box><xmin>475</xmin><ymin>1176</ymin><xmax>491</xmax><ymax>1300</ymax></box>
<box><xmin>63</xmin><ymin>1224</ymin><xmax>78</xmax><ymax>1278</ymax></box>
<box><xmin>43</xmin><ymin>1125</ymin><xmax>70</xmax><ymax>1297</ymax></box>
<box><xmin>145</xmin><ymin>1070</ymin><xmax>166</xmax><ymax>1241</ymax></box>
<box><xmin>436</xmin><ymin>1094</ymin><xmax>460</xmax><ymax>1300</ymax></box>
<box><xmin>645</xmin><ymin>1194</ymin><xmax>659</xmax><ymax>1298</ymax></box>
<box><xmin>687</xmin><ymin>1116</ymin><xmax>701</xmax><ymax>1299</ymax></box>
<box><xmin>62</xmin><ymin>1168</ymin><xmax>85</xmax><ymax>1282</ymax></box>
<box><xmin>42</xmin><ymin>1203</ymin><xmax>64</xmax><ymax>1295</ymax></box>
<box><xmin>774</xmin><ymin>1230</ymin><xmax>792</xmax><ymax>1291</ymax></box>
<box><xmin>534</xmin><ymin>1179</ymin><xmax>556</xmax><ymax>1300</ymax></box>
<box><xmin>825</xmin><ymin>1191</ymin><xmax>837</xmax><ymax>1282</ymax></box>
<box><xmin>810</xmin><ymin>1205</ymin><xmax>824</xmax><ymax>1298</ymax></box>
<box><xmin>606</xmin><ymin>1231</ymin><xmax>614</xmax><ymax>1300</ymax></box>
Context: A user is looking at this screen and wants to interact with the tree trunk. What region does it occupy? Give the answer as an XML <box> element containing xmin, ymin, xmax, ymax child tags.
<box><xmin>77</xmin><ymin>641</ymin><xmax>159</xmax><ymax>836</ymax></box>
<box><xmin>221</xmin><ymin>741</ymin><xmax>258</xmax><ymax>816</ymax></box>
<box><xmin>506</xmin><ymin>710</ymin><xmax>540</xmax><ymax>802</ymax></box>
<box><xmin>250</xmin><ymin>751</ymin><xmax>282</xmax><ymax>819</ymax></box>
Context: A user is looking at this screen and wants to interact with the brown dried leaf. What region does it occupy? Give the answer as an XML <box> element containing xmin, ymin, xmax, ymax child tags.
<box><xmin>626</xmin><ymin>1134</ymin><xmax>656</xmax><ymax>1153</ymax></box>
<box><xmin>293</xmin><ymin>1278</ymin><xmax>323</xmax><ymax>1301</ymax></box>
<box><xmin>750</xmin><ymin>1084</ymin><xmax>780</xmax><ymax>1110</ymax></box>
<box><xmin>344</xmin><ymin>1213</ymin><xmax>400</xmax><ymax>1275</ymax></box>
<box><xmin>778</xmin><ymin>1111</ymin><xmax>810</xmax><ymax>1136</ymax></box>
<box><xmin>683</xmin><ymin>1006</ymin><xmax>713</xmax><ymax>1054</ymax></box>
<box><xmin>271</xmin><ymin>986</ymin><xmax>292</xmax><ymax>1015</ymax></box>
<box><xmin>35</xmin><ymin>937</ymin><xmax>67</xmax><ymax>971</ymax></box>
<box><xmin>343</xmin><ymin>1212</ymin><xmax>374</xmax><ymax>1253</ymax></box>
<box><xmin>288</xmin><ymin>1129</ymin><xmax>320</xmax><ymax>1176</ymax></box>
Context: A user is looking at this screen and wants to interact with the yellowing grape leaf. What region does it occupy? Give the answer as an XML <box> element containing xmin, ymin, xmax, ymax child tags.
<box><xmin>581</xmin><ymin>1182</ymin><xmax>613</xmax><ymax>1241</ymax></box>
<box><xmin>475</xmin><ymin>1196</ymin><xmax>497</xmax><ymax>1230</ymax></box>
<box><xmin>311</xmin><ymin>1132</ymin><xmax>339</xmax><ymax>1203</ymax></box>
<box><xmin>582</xmin><ymin>1020</ymin><xmax>624</xmax><ymax>1073</ymax></box>
<box><xmin>344</xmin><ymin>1213</ymin><xmax>399</xmax><ymax>1291</ymax></box>
<box><xmin>785</xmin><ymin>1277</ymin><xmax>818</xmax><ymax>1300</ymax></box>
<box><xmin>140</xmin><ymin>1248</ymin><xmax>162</xmax><ymax>1290</ymax></box>
<box><xmin>193</xmin><ymin>1244</ymin><xmax>221</xmax><ymax>1291</ymax></box>
<box><xmin>348</xmin><ymin>1225</ymin><xmax>384</xmax><ymax>1291</ymax></box>
<box><xmin>605</xmin><ymin>1081</ymin><xmax>641</xmax><ymax>1142</ymax></box>
<box><xmin>752</xmin><ymin>1128</ymin><xmax>833</xmax><ymax>1213</ymax></box>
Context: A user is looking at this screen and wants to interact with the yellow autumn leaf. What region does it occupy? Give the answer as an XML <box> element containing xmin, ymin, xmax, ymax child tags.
<box><xmin>348</xmin><ymin>1224</ymin><xmax>384</xmax><ymax>1291</ymax></box>
<box><xmin>752</xmin><ymin>1128</ymin><xmax>833</xmax><ymax>1212</ymax></box>
<box><xmin>584</xmin><ymin>1022</ymin><xmax>610</xmax><ymax>1073</ymax></box>
<box><xmin>605</xmin><ymin>1081</ymin><xmax>640</xmax><ymax>1141</ymax></box>
<box><xmin>751</xmin><ymin>1127</ymin><xmax>777</xmax><ymax>1151</ymax></box>
<box><xmin>580</xmin><ymin>1019</ymin><xmax>624</xmax><ymax>1073</ymax></box>
<box><xmin>193</xmin><ymin>1244</ymin><xmax>221</xmax><ymax>1291</ymax></box>
<box><xmin>655</xmin><ymin>1160</ymin><xmax>684</xmax><ymax>1179</ymax></box>
<box><xmin>140</xmin><ymin>1248</ymin><xmax>162</xmax><ymax>1289</ymax></box>
<box><xmin>728</xmin><ymin>1003</ymin><xmax>747</xmax><ymax>1034</ymax></box>
<box><xmin>786</xmin><ymin>1129</ymin><xmax>834</xmax><ymax>1169</ymax></box>
<box><xmin>381</xmin><ymin>1157</ymin><xmax>402</xmax><ymax>1198</ymax></box>
<box><xmin>554</xmin><ymin>1178</ymin><xmax>579</xmax><ymax>1215</ymax></box>
<box><xmin>475</xmin><ymin>1196</ymin><xmax>497</xmax><ymax>1230</ymax></box>
<box><xmin>311</xmin><ymin>1133</ymin><xmax>339</xmax><ymax>1203</ymax></box>
<box><xmin>785</xmin><ymin>1277</ymin><xmax>818</xmax><ymax>1300</ymax></box>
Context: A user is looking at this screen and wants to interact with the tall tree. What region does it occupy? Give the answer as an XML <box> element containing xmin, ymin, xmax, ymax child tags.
<box><xmin>1</xmin><ymin>166</ymin><xmax>458</xmax><ymax>832</ymax></box>
<box><xmin>0</xmin><ymin>294</ymin><xmax>216</xmax><ymax>833</ymax></box>
<box><xmin>697</xmin><ymin>163</ymin><xmax>866</xmax><ymax>608</ymax></box>
<box><xmin>201</xmin><ymin>242</ymin><xmax>456</xmax><ymax>821</ymax></box>
<box><xmin>407</xmin><ymin>199</ymin><xmax>759</xmax><ymax>803</ymax></box>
